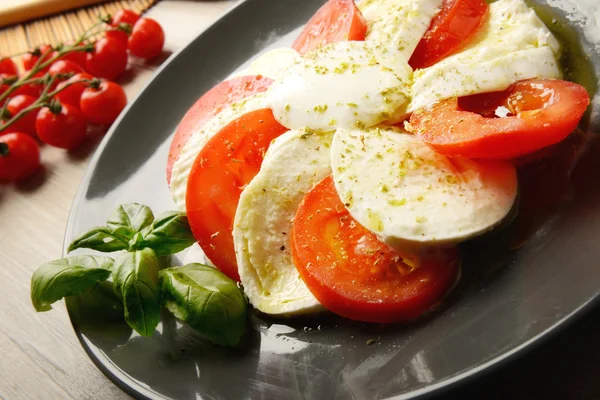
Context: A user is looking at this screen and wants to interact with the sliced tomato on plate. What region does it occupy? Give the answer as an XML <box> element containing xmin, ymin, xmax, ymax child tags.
<box><xmin>409</xmin><ymin>0</ymin><xmax>488</xmax><ymax>69</ymax></box>
<box><xmin>186</xmin><ymin>108</ymin><xmax>288</xmax><ymax>281</ymax></box>
<box><xmin>292</xmin><ymin>0</ymin><xmax>368</xmax><ymax>55</ymax></box>
<box><xmin>291</xmin><ymin>175</ymin><xmax>459</xmax><ymax>323</ymax></box>
<box><xmin>407</xmin><ymin>79</ymin><xmax>590</xmax><ymax>160</ymax></box>
<box><xmin>166</xmin><ymin>75</ymin><xmax>273</xmax><ymax>184</ymax></box>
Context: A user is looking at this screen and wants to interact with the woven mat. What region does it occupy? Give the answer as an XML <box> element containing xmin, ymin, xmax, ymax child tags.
<box><xmin>0</xmin><ymin>0</ymin><xmax>156</xmax><ymax>59</ymax></box>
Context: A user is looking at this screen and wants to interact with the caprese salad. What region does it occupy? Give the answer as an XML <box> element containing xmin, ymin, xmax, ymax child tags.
<box><xmin>167</xmin><ymin>0</ymin><xmax>590</xmax><ymax>324</ymax></box>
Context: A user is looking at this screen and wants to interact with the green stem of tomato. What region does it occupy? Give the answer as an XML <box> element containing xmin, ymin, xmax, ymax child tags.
<box><xmin>0</xmin><ymin>142</ymin><xmax>8</xmax><ymax>157</ymax></box>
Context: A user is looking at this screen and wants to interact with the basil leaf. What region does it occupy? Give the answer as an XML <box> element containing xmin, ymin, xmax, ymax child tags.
<box><xmin>141</xmin><ymin>211</ymin><xmax>195</xmax><ymax>256</ymax></box>
<box><xmin>67</xmin><ymin>227</ymin><xmax>129</xmax><ymax>253</ymax></box>
<box><xmin>160</xmin><ymin>263</ymin><xmax>247</xmax><ymax>347</ymax></box>
<box><xmin>112</xmin><ymin>248</ymin><xmax>161</xmax><ymax>336</ymax></box>
<box><xmin>31</xmin><ymin>255</ymin><xmax>113</xmax><ymax>312</ymax></box>
<box><xmin>107</xmin><ymin>203</ymin><xmax>154</xmax><ymax>238</ymax></box>
<box><xmin>66</xmin><ymin>281</ymin><xmax>125</xmax><ymax>325</ymax></box>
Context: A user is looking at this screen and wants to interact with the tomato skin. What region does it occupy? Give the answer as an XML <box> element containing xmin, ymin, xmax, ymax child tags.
<box><xmin>186</xmin><ymin>108</ymin><xmax>288</xmax><ymax>281</ymax></box>
<box><xmin>166</xmin><ymin>75</ymin><xmax>273</xmax><ymax>184</ymax></box>
<box><xmin>291</xmin><ymin>175</ymin><xmax>460</xmax><ymax>323</ymax></box>
<box><xmin>105</xmin><ymin>29</ymin><xmax>129</xmax><ymax>46</ymax></box>
<box><xmin>11</xmin><ymin>73</ymin><xmax>43</xmax><ymax>99</ymax></box>
<box><xmin>292</xmin><ymin>0</ymin><xmax>368</xmax><ymax>55</ymax></box>
<box><xmin>128</xmin><ymin>18</ymin><xmax>165</xmax><ymax>60</ymax></box>
<box><xmin>111</xmin><ymin>9</ymin><xmax>140</xmax><ymax>26</ymax></box>
<box><xmin>36</xmin><ymin>103</ymin><xmax>87</xmax><ymax>149</ymax></box>
<box><xmin>56</xmin><ymin>72</ymin><xmax>93</xmax><ymax>108</ymax></box>
<box><xmin>23</xmin><ymin>45</ymin><xmax>55</xmax><ymax>72</ymax></box>
<box><xmin>4</xmin><ymin>95</ymin><xmax>39</xmax><ymax>136</ymax></box>
<box><xmin>0</xmin><ymin>133</ymin><xmax>41</xmax><ymax>181</ymax></box>
<box><xmin>48</xmin><ymin>60</ymin><xmax>84</xmax><ymax>90</ymax></box>
<box><xmin>407</xmin><ymin>79</ymin><xmax>591</xmax><ymax>160</ymax></box>
<box><xmin>86</xmin><ymin>37</ymin><xmax>128</xmax><ymax>80</ymax></box>
<box><xmin>80</xmin><ymin>80</ymin><xmax>127</xmax><ymax>125</ymax></box>
<box><xmin>0</xmin><ymin>58</ymin><xmax>18</xmax><ymax>75</ymax></box>
<box><xmin>409</xmin><ymin>0</ymin><xmax>488</xmax><ymax>69</ymax></box>
<box><xmin>59</xmin><ymin>49</ymin><xmax>87</xmax><ymax>70</ymax></box>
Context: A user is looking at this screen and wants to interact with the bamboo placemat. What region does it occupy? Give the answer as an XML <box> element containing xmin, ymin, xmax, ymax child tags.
<box><xmin>0</xmin><ymin>0</ymin><xmax>156</xmax><ymax>59</ymax></box>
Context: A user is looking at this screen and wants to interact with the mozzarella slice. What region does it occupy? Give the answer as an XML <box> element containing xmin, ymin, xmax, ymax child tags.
<box><xmin>410</xmin><ymin>0</ymin><xmax>561</xmax><ymax>111</ymax></box>
<box><xmin>331</xmin><ymin>127</ymin><xmax>517</xmax><ymax>248</ymax></box>
<box><xmin>233</xmin><ymin>129</ymin><xmax>334</xmax><ymax>316</ymax></box>
<box><xmin>231</xmin><ymin>48</ymin><xmax>300</xmax><ymax>80</ymax></box>
<box><xmin>358</xmin><ymin>0</ymin><xmax>444</xmax><ymax>60</ymax></box>
<box><xmin>182</xmin><ymin>243</ymin><xmax>215</xmax><ymax>267</ymax></box>
<box><xmin>169</xmin><ymin>93</ymin><xmax>267</xmax><ymax>210</ymax></box>
<box><xmin>267</xmin><ymin>41</ymin><xmax>412</xmax><ymax>132</ymax></box>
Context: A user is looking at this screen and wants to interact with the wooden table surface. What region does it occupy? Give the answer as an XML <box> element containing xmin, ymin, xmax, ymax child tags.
<box><xmin>0</xmin><ymin>2</ymin><xmax>233</xmax><ymax>398</ymax></box>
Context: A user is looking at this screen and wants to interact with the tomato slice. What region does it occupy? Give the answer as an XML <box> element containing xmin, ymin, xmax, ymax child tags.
<box><xmin>291</xmin><ymin>175</ymin><xmax>460</xmax><ymax>323</ymax></box>
<box><xmin>186</xmin><ymin>109</ymin><xmax>288</xmax><ymax>281</ymax></box>
<box><xmin>166</xmin><ymin>75</ymin><xmax>273</xmax><ymax>184</ymax></box>
<box><xmin>409</xmin><ymin>0</ymin><xmax>488</xmax><ymax>69</ymax></box>
<box><xmin>292</xmin><ymin>0</ymin><xmax>368</xmax><ymax>55</ymax></box>
<box><xmin>407</xmin><ymin>79</ymin><xmax>590</xmax><ymax>160</ymax></box>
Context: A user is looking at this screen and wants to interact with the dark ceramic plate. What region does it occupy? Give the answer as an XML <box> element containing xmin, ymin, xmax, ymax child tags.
<box><xmin>64</xmin><ymin>0</ymin><xmax>600</xmax><ymax>399</ymax></box>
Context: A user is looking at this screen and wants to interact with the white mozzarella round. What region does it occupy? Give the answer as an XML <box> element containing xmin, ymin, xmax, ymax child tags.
<box><xmin>233</xmin><ymin>129</ymin><xmax>334</xmax><ymax>316</ymax></box>
<box><xmin>231</xmin><ymin>48</ymin><xmax>300</xmax><ymax>81</ymax></box>
<box><xmin>409</xmin><ymin>0</ymin><xmax>561</xmax><ymax>111</ymax></box>
<box><xmin>358</xmin><ymin>0</ymin><xmax>444</xmax><ymax>60</ymax></box>
<box><xmin>267</xmin><ymin>41</ymin><xmax>411</xmax><ymax>133</ymax></box>
<box><xmin>169</xmin><ymin>93</ymin><xmax>267</xmax><ymax>210</ymax></box>
<box><xmin>182</xmin><ymin>243</ymin><xmax>215</xmax><ymax>267</ymax></box>
<box><xmin>331</xmin><ymin>127</ymin><xmax>518</xmax><ymax>248</ymax></box>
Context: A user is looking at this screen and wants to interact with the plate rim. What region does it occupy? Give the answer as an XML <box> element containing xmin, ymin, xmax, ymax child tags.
<box><xmin>62</xmin><ymin>0</ymin><xmax>600</xmax><ymax>398</ymax></box>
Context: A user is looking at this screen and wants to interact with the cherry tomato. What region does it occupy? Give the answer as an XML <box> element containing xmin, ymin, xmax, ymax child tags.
<box><xmin>48</xmin><ymin>60</ymin><xmax>84</xmax><ymax>87</ymax></box>
<box><xmin>128</xmin><ymin>18</ymin><xmax>165</xmax><ymax>60</ymax></box>
<box><xmin>291</xmin><ymin>175</ymin><xmax>460</xmax><ymax>323</ymax></box>
<box><xmin>0</xmin><ymin>58</ymin><xmax>18</xmax><ymax>75</ymax></box>
<box><xmin>0</xmin><ymin>73</ymin><xmax>17</xmax><ymax>100</ymax></box>
<box><xmin>59</xmin><ymin>49</ymin><xmax>87</xmax><ymax>70</ymax></box>
<box><xmin>4</xmin><ymin>95</ymin><xmax>39</xmax><ymax>136</ymax></box>
<box><xmin>111</xmin><ymin>9</ymin><xmax>140</xmax><ymax>26</ymax></box>
<box><xmin>56</xmin><ymin>72</ymin><xmax>93</xmax><ymax>108</ymax></box>
<box><xmin>407</xmin><ymin>79</ymin><xmax>591</xmax><ymax>159</ymax></box>
<box><xmin>12</xmin><ymin>72</ymin><xmax>44</xmax><ymax>99</ymax></box>
<box><xmin>36</xmin><ymin>102</ymin><xmax>87</xmax><ymax>149</ymax></box>
<box><xmin>167</xmin><ymin>75</ymin><xmax>273</xmax><ymax>183</ymax></box>
<box><xmin>292</xmin><ymin>0</ymin><xmax>368</xmax><ymax>55</ymax></box>
<box><xmin>23</xmin><ymin>45</ymin><xmax>56</xmax><ymax>72</ymax></box>
<box><xmin>409</xmin><ymin>0</ymin><xmax>488</xmax><ymax>69</ymax></box>
<box><xmin>186</xmin><ymin>109</ymin><xmax>289</xmax><ymax>281</ymax></box>
<box><xmin>105</xmin><ymin>29</ymin><xmax>129</xmax><ymax>46</ymax></box>
<box><xmin>80</xmin><ymin>80</ymin><xmax>127</xmax><ymax>125</ymax></box>
<box><xmin>86</xmin><ymin>37</ymin><xmax>128</xmax><ymax>80</ymax></box>
<box><xmin>0</xmin><ymin>132</ymin><xmax>41</xmax><ymax>181</ymax></box>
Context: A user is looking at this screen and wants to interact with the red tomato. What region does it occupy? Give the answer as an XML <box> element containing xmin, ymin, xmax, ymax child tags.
<box><xmin>186</xmin><ymin>109</ymin><xmax>288</xmax><ymax>281</ymax></box>
<box><xmin>86</xmin><ymin>37</ymin><xmax>128</xmax><ymax>80</ymax></box>
<box><xmin>0</xmin><ymin>73</ymin><xmax>17</xmax><ymax>100</ymax></box>
<box><xmin>128</xmin><ymin>18</ymin><xmax>165</xmax><ymax>60</ymax></box>
<box><xmin>80</xmin><ymin>80</ymin><xmax>127</xmax><ymax>125</ymax></box>
<box><xmin>12</xmin><ymin>72</ymin><xmax>44</xmax><ymax>99</ymax></box>
<box><xmin>23</xmin><ymin>45</ymin><xmax>56</xmax><ymax>72</ymax></box>
<box><xmin>166</xmin><ymin>75</ymin><xmax>273</xmax><ymax>183</ymax></box>
<box><xmin>60</xmin><ymin>50</ymin><xmax>87</xmax><ymax>70</ymax></box>
<box><xmin>292</xmin><ymin>0</ymin><xmax>368</xmax><ymax>55</ymax></box>
<box><xmin>407</xmin><ymin>79</ymin><xmax>591</xmax><ymax>159</ymax></box>
<box><xmin>0</xmin><ymin>132</ymin><xmax>41</xmax><ymax>181</ymax></box>
<box><xmin>49</xmin><ymin>60</ymin><xmax>84</xmax><ymax>80</ymax></box>
<box><xmin>4</xmin><ymin>95</ymin><xmax>39</xmax><ymax>136</ymax></box>
<box><xmin>36</xmin><ymin>103</ymin><xmax>87</xmax><ymax>149</ymax></box>
<box><xmin>111</xmin><ymin>9</ymin><xmax>140</xmax><ymax>26</ymax></box>
<box><xmin>291</xmin><ymin>175</ymin><xmax>460</xmax><ymax>323</ymax></box>
<box><xmin>105</xmin><ymin>29</ymin><xmax>129</xmax><ymax>46</ymax></box>
<box><xmin>409</xmin><ymin>0</ymin><xmax>488</xmax><ymax>69</ymax></box>
<box><xmin>0</xmin><ymin>58</ymin><xmax>18</xmax><ymax>75</ymax></box>
<box><xmin>56</xmin><ymin>72</ymin><xmax>93</xmax><ymax>108</ymax></box>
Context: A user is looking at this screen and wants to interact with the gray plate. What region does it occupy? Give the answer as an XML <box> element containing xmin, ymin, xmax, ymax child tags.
<box><xmin>63</xmin><ymin>0</ymin><xmax>600</xmax><ymax>399</ymax></box>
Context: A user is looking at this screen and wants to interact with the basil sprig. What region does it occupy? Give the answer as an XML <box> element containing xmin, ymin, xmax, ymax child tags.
<box><xmin>31</xmin><ymin>202</ymin><xmax>248</xmax><ymax>347</ymax></box>
<box><xmin>68</xmin><ymin>203</ymin><xmax>195</xmax><ymax>256</ymax></box>
<box><xmin>112</xmin><ymin>248</ymin><xmax>161</xmax><ymax>337</ymax></box>
<box><xmin>31</xmin><ymin>255</ymin><xmax>113</xmax><ymax>312</ymax></box>
<box><xmin>160</xmin><ymin>263</ymin><xmax>247</xmax><ymax>346</ymax></box>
